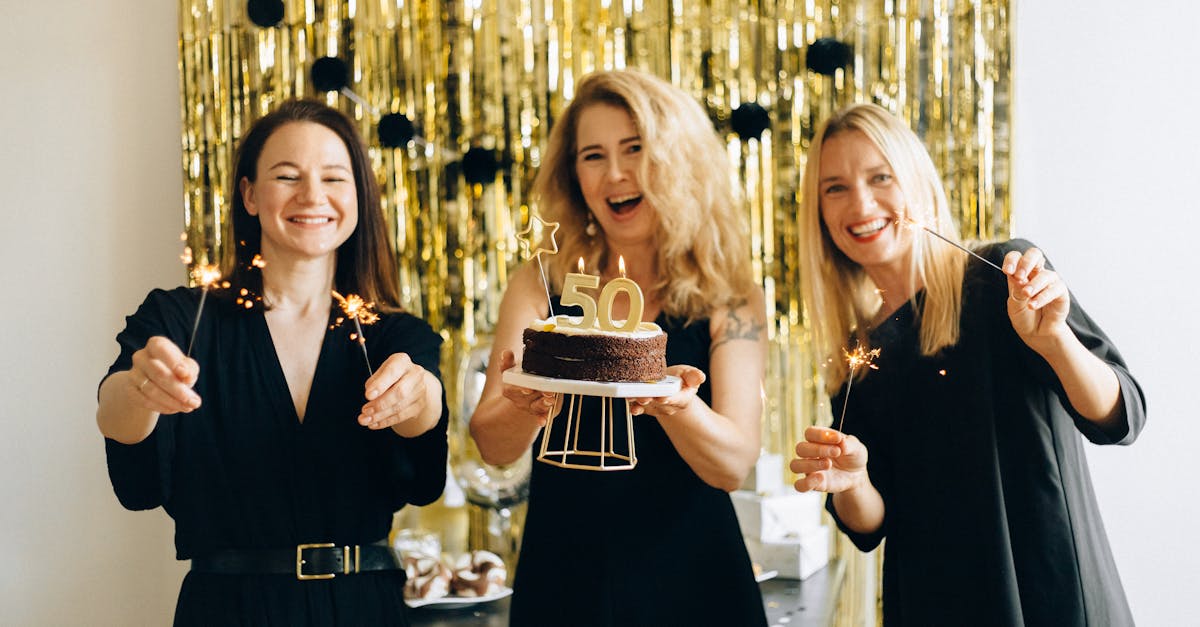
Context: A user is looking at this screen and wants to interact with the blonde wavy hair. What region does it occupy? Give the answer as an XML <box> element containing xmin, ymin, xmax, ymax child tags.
<box><xmin>533</xmin><ymin>69</ymin><xmax>755</xmax><ymax>321</ymax></box>
<box><xmin>798</xmin><ymin>103</ymin><xmax>966</xmax><ymax>394</ymax></box>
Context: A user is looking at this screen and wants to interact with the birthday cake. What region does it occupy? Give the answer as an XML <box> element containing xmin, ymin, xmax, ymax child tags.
<box><xmin>521</xmin><ymin>315</ymin><xmax>667</xmax><ymax>382</ymax></box>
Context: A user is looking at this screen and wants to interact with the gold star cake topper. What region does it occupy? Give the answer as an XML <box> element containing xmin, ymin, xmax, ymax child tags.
<box><xmin>516</xmin><ymin>213</ymin><xmax>560</xmax><ymax>316</ymax></box>
<box><xmin>516</xmin><ymin>213</ymin><xmax>560</xmax><ymax>259</ymax></box>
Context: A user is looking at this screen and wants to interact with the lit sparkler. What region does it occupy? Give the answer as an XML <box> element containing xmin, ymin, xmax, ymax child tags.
<box><xmin>897</xmin><ymin>211</ymin><xmax>1003</xmax><ymax>273</ymax></box>
<box><xmin>186</xmin><ymin>264</ymin><xmax>227</xmax><ymax>357</ymax></box>
<box><xmin>332</xmin><ymin>290</ymin><xmax>380</xmax><ymax>375</ymax></box>
<box><xmin>836</xmin><ymin>344</ymin><xmax>881</xmax><ymax>432</ymax></box>
<box><xmin>515</xmin><ymin>213</ymin><xmax>560</xmax><ymax>317</ymax></box>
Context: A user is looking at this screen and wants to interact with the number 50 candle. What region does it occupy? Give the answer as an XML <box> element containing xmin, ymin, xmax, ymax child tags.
<box><xmin>560</xmin><ymin>255</ymin><xmax>644</xmax><ymax>332</ymax></box>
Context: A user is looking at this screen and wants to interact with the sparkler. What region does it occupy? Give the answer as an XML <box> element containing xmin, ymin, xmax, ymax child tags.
<box><xmin>186</xmin><ymin>264</ymin><xmax>227</xmax><ymax>357</ymax></box>
<box><xmin>515</xmin><ymin>214</ymin><xmax>561</xmax><ymax>317</ymax></box>
<box><xmin>332</xmin><ymin>290</ymin><xmax>380</xmax><ymax>375</ymax></box>
<box><xmin>234</xmin><ymin>255</ymin><xmax>268</xmax><ymax>309</ymax></box>
<box><xmin>836</xmin><ymin>344</ymin><xmax>881</xmax><ymax>432</ymax></box>
<box><xmin>897</xmin><ymin>212</ymin><xmax>1004</xmax><ymax>273</ymax></box>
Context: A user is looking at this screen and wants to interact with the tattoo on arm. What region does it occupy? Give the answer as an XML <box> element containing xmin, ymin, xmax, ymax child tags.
<box><xmin>710</xmin><ymin>298</ymin><xmax>764</xmax><ymax>355</ymax></box>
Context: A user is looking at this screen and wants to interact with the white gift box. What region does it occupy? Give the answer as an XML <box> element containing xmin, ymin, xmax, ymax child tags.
<box><xmin>731</xmin><ymin>489</ymin><xmax>824</xmax><ymax>542</ymax></box>
<box><xmin>740</xmin><ymin>452</ymin><xmax>786</xmax><ymax>496</ymax></box>
<box><xmin>744</xmin><ymin>525</ymin><xmax>831</xmax><ymax>580</ymax></box>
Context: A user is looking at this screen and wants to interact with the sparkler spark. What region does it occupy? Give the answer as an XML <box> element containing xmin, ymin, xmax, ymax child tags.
<box><xmin>332</xmin><ymin>290</ymin><xmax>379</xmax><ymax>375</ymax></box>
<box><xmin>185</xmin><ymin>264</ymin><xmax>228</xmax><ymax>357</ymax></box>
<box><xmin>836</xmin><ymin>344</ymin><xmax>881</xmax><ymax>432</ymax></box>
<box><xmin>897</xmin><ymin>211</ymin><xmax>1004</xmax><ymax>273</ymax></box>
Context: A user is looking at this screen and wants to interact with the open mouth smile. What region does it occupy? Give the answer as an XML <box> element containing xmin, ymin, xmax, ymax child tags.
<box><xmin>606</xmin><ymin>193</ymin><xmax>642</xmax><ymax>215</ymax></box>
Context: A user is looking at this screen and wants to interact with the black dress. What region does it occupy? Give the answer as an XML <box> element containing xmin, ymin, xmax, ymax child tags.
<box><xmin>829</xmin><ymin>240</ymin><xmax>1146</xmax><ymax>627</ymax></box>
<box><xmin>509</xmin><ymin>297</ymin><xmax>767</xmax><ymax>626</ymax></box>
<box><xmin>103</xmin><ymin>287</ymin><xmax>449</xmax><ymax>626</ymax></box>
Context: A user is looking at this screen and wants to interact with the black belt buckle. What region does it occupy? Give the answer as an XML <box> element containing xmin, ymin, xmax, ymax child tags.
<box><xmin>295</xmin><ymin>542</ymin><xmax>361</xmax><ymax>580</ymax></box>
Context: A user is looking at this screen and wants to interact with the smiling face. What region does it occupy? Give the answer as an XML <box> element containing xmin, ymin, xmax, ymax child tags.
<box><xmin>240</xmin><ymin>121</ymin><xmax>359</xmax><ymax>265</ymax></box>
<box><xmin>573</xmin><ymin>103</ymin><xmax>657</xmax><ymax>247</ymax></box>
<box><xmin>817</xmin><ymin>129</ymin><xmax>914</xmax><ymax>280</ymax></box>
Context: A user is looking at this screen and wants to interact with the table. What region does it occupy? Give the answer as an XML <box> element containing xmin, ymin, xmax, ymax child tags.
<box><xmin>409</xmin><ymin>559</ymin><xmax>843</xmax><ymax>626</ymax></box>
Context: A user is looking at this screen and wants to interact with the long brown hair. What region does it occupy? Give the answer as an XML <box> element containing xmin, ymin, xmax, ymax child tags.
<box><xmin>222</xmin><ymin>99</ymin><xmax>401</xmax><ymax>310</ymax></box>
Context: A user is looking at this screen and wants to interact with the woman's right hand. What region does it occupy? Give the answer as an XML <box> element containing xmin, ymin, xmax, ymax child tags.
<box><xmin>497</xmin><ymin>349</ymin><xmax>557</xmax><ymax>426</ymax></box>
<box><xmin>790</xmin><ymin>426</ymin><xmax>869</xmax><ymax>493</ymax></box>
<box><xmin>129</xmin><ymin>336</ymin><xmax>202</xmax><ymax>415</ymax></box>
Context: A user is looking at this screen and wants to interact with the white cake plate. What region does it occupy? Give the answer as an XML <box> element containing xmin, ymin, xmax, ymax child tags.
<box><xmin>503</xmin><ymin>368</ymin><xmax>681</xmax><ymax>398</ymax></box>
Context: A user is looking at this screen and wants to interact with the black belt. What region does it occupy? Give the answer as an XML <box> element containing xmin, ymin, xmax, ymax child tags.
<box><xmin>191</xmin><ymin>542</ymin><xmax>402</xmax><ymax>580</ymax></box>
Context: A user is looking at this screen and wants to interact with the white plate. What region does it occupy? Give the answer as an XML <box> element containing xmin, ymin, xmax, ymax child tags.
<box><xmin>503</xmin><ymin>368</ymin><xmax>681</xmax><ymax>398</ymax></box>
<box><xmin>406</xmin><ymin>586</ymin><xmax>513</xmax><ymax>609</ymax></box>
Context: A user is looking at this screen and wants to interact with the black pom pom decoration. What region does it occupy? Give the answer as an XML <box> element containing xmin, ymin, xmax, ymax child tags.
<box><xmin>378</xmin><ymin>113</ymin><xmax>416</xmax><ymax>148</ymax></box>
<box><xmin>806</xmin><ymin>38</ymin><xmax>853</xmax><ymax>77</ymax></box>
<box><xmin>246</xmin><ymin>0</ymin><xmax>285</xmax><ymax>28</ymax></box>
<box><xmin>461</xmin><ymin>147</ymin><xmax>499</xmax><ymax>186</ymax></box>
<box><xmin>311</xmin><ymin>57</ymin><xmax>349</xmax><ymax>93</ymax></box>
<box><xmin>730</xmin><ymin>102</ymin><xmax>771</xmax><ymax>139</ymax></box>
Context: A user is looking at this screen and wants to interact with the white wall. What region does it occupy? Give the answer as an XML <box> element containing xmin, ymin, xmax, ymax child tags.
<box><xmin>1</xmin><ymin>1</ymin><xmax>1194</xmax><ymax>624</ymax></box>
<box><xmin>0</xmin><ymin>2</ymin><xmax>187</xmax><ymax>625</ymax></box>
<box><xmin>1013</xmin><ymin>1</ymin><xmax>1199</xmax><ymax>625</ymax></box>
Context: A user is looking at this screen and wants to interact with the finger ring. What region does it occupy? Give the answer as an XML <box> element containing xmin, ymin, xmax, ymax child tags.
<box><xmin>138</xmin><ymin>377</ymin><xmax>151</xmax><ymax>392</ymax></box>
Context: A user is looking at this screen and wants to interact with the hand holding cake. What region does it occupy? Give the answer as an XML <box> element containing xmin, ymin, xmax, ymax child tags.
<box><xmin>628</xmin><ymin>365</ymin><xmax>705</xmax><ymax>417</ymax></box>
<box><xmin>496</xmin><ymin>348</ymin><xmax>557</xmax><ymax>426</ymax></box>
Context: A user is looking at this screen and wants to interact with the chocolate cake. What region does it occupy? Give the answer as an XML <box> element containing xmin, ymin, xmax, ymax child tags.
<box><xmin>521</xmin><ymin>315</ymin><xmax>667</xmax><ymax>382</ymax></box>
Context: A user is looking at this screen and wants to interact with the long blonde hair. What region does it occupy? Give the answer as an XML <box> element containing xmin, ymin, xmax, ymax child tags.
<box><xmin>533</xmin><ymin>69</ymin><xmax>755</xmax><ymax>320</ymax></box>
<box><xmin>798</xmin><ymin>103</ymin><xmax>966</xmax><ymax>393</ymax></box>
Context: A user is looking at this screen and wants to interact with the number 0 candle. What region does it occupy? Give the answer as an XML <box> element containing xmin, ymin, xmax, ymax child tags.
<box><xmin>598</xmin><ymin>256</ymin><xmax>644</xmax><ymax>332</ymax></box>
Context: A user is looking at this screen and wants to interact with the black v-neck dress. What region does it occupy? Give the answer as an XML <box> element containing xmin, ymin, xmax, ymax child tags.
<box><xmin>508</xmin><ymin>296</ymin><xmax>767</xmax><ymax>626</ymax></box>
<box><xmin>828</xmin><ymin>240</ymin><xmax>1146</xmax><ymax>626</ymax></box>
<box><xmin>103</xmin><ymin>287</ymin><xmax>449</xmax><ymax>626</ymax></box>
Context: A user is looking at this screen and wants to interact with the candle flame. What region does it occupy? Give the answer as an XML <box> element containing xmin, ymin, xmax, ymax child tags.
<box><xmin>618</xmin><ymin>255</ymin><xmax>626</xmax><ymax>278</ymax></box>
<box><xmin>332</xmin><ymin>290</ymin><xmax>380</xmax><ymax>325</ymax></box>
<box><xmin>577</xmin><ymin>257</ymin><xmax>585</xmax><ymax>273</ymax></box>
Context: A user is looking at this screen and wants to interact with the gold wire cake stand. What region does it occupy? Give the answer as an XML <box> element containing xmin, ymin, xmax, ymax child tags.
<box><xmin>502</xmin><ymin>368</ymin><xmax>681</xmax><ymax>471</ymax></box>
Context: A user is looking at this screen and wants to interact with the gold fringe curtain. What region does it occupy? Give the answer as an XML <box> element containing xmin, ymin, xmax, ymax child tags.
<box><xmin>180</xmin><ymin>1</ymin><xmax>1011</xmax><ymax>622</ymax></box>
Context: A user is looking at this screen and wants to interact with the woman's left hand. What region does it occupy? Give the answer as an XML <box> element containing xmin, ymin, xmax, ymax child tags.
<box><xmin>1003</xmin><ymin>247</ymin><xmax>1072</xmax><ymax>352</ymax></box>
<box><xmin>358</xmin><ymin>352</ymin><xmax>430</xmax><ymax>430</ymax></box>
<box><xmin>628</xmin><ymin>365</ymin><xmax>706</xmax><ymax>418</ymax></box>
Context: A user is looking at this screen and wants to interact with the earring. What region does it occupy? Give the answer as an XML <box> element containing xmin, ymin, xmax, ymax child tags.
<box><xmin>585</xmin><ymin>213</ymin><xmax>597</xmax><ymax>237</ymax></box>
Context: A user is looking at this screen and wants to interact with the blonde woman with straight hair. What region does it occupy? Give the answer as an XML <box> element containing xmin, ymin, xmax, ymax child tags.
<box><xmin>470</xmin><ymin>69</ymin><xmax>768</xmax><ymax>625</ymax></box>
<box><xmin>790</xmin><ymin>102</ymin><xmax>1145</xmax><ymax>626</ymax></box>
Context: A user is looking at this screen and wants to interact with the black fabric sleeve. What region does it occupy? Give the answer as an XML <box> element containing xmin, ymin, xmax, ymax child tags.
<box><xmin>101</xmin><ymin>287</ymin><xmax>196</xmax><ymax>511</ymax></box>
<box><xmin>370</xmin><ymin>313</ymin><xmax>450</xmax><ymax>507</ymax></box>
<box><xmin>980</xmin><ymin>239</ymin><xmax>1146</xmax><ymax>445</ymax></box>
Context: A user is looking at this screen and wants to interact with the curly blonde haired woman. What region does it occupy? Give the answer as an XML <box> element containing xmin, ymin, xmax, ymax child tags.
<box><xmin>470</xmin><ymin>70</ymin><xmax>768</xmax><ymax>625</ymax></box>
